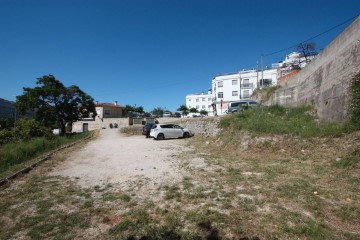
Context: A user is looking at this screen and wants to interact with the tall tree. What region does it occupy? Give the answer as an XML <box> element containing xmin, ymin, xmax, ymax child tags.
<box><xmin>134</xmin><ymin>106</ymin><xmax>144</xmax><ymax>114</ymax></box>
<box><xmin>123</xmin><ymin>105</ymin><xmax>135</xmax><ymax>117</ymax></box>
<box><xmin>16</xmin><ymin>75</ymin><xmax>96</xmax><ymax>135</ymax></box>
<box><xmin>177</xmin><ymin>105</ymin><xmax>189</xmax><ymax>116</ymax></box>
<box><xmin>151</xmin><ymin>107</ymin><xmax>165</xmax><ymax>117</ymax></box>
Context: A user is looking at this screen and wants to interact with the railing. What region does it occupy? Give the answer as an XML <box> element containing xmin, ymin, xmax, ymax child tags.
<box><xmin>240</xmin><ymin>83</ymin><xmax>254</xmax><ymax>88</ymax></box>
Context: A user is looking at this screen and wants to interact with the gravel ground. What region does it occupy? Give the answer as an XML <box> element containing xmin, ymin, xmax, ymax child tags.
<box><xmin>51</xmin><ymin>129</ymin><xmax>193</xmax><ymax>198</ymax></box>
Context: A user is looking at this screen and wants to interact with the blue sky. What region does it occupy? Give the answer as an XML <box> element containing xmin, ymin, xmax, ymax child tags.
<box><xmin>1</xmin><ymin>0</ymin><xmax>359</xmax><ymax>112</ymax></box>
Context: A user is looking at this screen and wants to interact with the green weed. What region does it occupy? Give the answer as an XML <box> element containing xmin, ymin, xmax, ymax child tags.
<box><xmin>0</xmin><ymin>132</ymin><xmax>90</xmax><ymax>176</ymax></box>
<box><xmin>220</xmin><ymin>105</ymin><xmax>346</xmax><ymax>138</ymax></box>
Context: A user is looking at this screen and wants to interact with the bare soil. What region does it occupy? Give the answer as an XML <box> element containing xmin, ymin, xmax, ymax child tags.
<box><xmin>51</xmin><ymin>128</ymin><xmax>196</xmax><ymax>201</ymax></box>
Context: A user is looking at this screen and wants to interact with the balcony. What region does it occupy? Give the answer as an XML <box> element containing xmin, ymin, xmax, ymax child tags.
<box><xmin>240</xmin><ymin>83</ymin><xmax>254</xmax><ymax>89</ymax></box>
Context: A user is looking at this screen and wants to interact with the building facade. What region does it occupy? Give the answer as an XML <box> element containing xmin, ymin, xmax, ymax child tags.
<box><xmin>95</xmin><ymin>101</ymin><xmax>123</xmax><ymax>119</ymax></box>
<box><xmin>186</xmin><ymin>90</ymin><xmax>214</xmax><ymax>116</ymax></box>
<box><xmin>212</xmin><ymin>69</ymin><xmax>277</xmax><ymax>115</ymax></box>
<box><xmin>72</xmin><ymin>101</ymin><xmax>124</xmax><ymax>132</ymax></box>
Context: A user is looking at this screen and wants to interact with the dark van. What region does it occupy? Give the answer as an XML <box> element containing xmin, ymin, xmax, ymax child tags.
<box><xmin>228</xmin><ymin>100</ymin><xmax>259</xmax><ymax>113</ymax></box>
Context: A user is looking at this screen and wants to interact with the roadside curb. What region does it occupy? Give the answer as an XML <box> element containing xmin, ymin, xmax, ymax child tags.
<box><xmin>0</xmin><ymin>133</ymin><xmax>94</xmax><ymax>189</ymax></box>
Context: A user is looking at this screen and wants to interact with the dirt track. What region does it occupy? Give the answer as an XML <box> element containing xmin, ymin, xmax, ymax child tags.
<box><xmin>51</xmin><ymin>129</ymin><xmax>194</xmax><ymax>197</ymax></box>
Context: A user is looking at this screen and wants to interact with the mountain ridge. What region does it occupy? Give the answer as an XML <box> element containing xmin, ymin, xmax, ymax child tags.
<box><xmin>0</xmin><ymin>98</ymin><xmax>15</xmax><ymax>118</ymax></box>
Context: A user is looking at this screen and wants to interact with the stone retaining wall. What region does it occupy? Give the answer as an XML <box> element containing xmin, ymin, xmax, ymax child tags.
<box><xmin>268</xmin><ymin>16</ymin><xmax>360</xmax><ymax>122</ymax></box>
<box><xmin>162</xmin><ymin>117</ymin><xmax>221</xmax><ymax>137</ymax></box>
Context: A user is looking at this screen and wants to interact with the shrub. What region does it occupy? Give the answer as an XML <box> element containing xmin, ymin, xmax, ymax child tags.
<box><xmin>12</xmin><ymin>119</ymin><xmax>52</xmax><ymax>141</ymax></box>
<box><xmin>348</xmin><ymin>72</ymin><xmax>360</xmax><ymax>129</ymax></box>
<box><xmin>220</xmin><ymin>105</ymin><xmax>344</xmax><ymax>138</ymax></box>
<box><xmin>0</xmin><ymin>130</ymin><xmax>13</xmax><ymax>145</ymax></box>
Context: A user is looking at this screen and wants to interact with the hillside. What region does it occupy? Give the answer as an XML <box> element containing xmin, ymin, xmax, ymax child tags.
<box><xmin>0</xmin><ymin>98</ymin><xmax>15</xmax><ymax>119</ymax></box>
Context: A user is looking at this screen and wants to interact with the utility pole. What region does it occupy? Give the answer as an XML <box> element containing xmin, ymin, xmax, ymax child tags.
<box><xmin>256</xmin><ymin>60</ymin><xmax>259</xmax><ymax>88</ymax></box>
<box><xmin>261</xmin><ymin>54</ymin><xmax>264</xmax><ymax>88</ymax></box>
<box><xmin>239</xmin><ymin>72</ymin><xmax>242</xmax><ymax>100</ymax></box>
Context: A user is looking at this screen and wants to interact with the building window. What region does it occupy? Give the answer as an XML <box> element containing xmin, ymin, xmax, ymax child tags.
<box><xmin>218</xmin><ymin>92</ymin><xmax>223</xmax><ymax>98</ymax></box>
<box><xmin>218</xmin><ymin>81</ymin><xmax>223</xmax><ymax>87</ymax></box>
<box><xmin>188</xmin><ymin>99</ymin><xmax>191</xmax><ymax>102</ymax></box>
<box><xmin>243</xmin><ymin>90</ymin><xmax>250</xmax><ymax>98</ymax></box>
<box><xmin>260</xmin><ymin>79</ymin><xmax>272</xmax><ymax>87</ymax></box>
<box><xmin>208</xmin><ymin>98</ymin><xmax>211</xmax><ymax>101</ymax></box>
<box><xmin>196</xmin><ymin>105</ymin><xmax>199</xmax><ymax>109</ymax></box>
<box><xmin>243</xmin><ymin>79</ymin><xmax>250</xmax><ymax>87</ymax></box>
<box><xmin>202</xmin><ymin>98</ymin><xmax>205</xmax><ymax>102</ymax></box>
<box><xmin>196</xmin><ymin>98</ymin><xmax>199</xmax><ymax>102</ymax></box>
<box><xmin>104</xmin><ymin>110</ymin><xmax>110</xmax><ymax>115</ymax></box>
<box><xmin>232</xmin><ymin>80</ymin><xmax>237</xmax><ymax>85</ymax></box>
<box><xmin>202</xmin><ymin>105</ymin><xmax>205</xmax><ymax>109</ymax></box>
<box><xmin>232</xmin><ymin>91</ymin><xmax>238</xmax><ymax>96</ymax></box>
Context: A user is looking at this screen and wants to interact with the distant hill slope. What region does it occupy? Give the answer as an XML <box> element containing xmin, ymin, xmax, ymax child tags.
<box><xmin>0</xmin><ymin>98</ymin><xmax>15</xmax><ymax>118</ymax></box>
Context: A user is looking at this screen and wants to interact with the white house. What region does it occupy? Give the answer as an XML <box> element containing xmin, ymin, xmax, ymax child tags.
<box><xmin>273</xmin><ymin>52</ymin><xmax>317</xmax><ymax>78</ymax></box>
<box><xmin>186</xmin><ymin>90</ymin><xmax>214</xmax><ymax>116</ymax></box>
<box><xmin>211</xmin><ymin>68</ymin><xmax>277</xmax><ymax>115</ymax></box>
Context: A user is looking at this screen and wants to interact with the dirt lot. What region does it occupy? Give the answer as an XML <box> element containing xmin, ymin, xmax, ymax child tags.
<box><xmin>1</xmin><ymin>128</ymin><xmax>359</xmax><ymax>239</ymax></box>
<box><xmin>51</xmin><ymin>129</ymin><xmax>198</xmax><ymax>202</ymax></box>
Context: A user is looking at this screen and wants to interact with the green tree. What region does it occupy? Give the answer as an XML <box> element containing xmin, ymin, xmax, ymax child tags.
<box><xmin>151</xmin><ymin>107</ymin><xmax>164</xmax><ymax>117</ymax></box>
<box><xmin>123</xmin><ymin>105</ymin><xmax>135</xmax><ymax>117</ymax></box>
<box><xmin>0</xmin><ymin>118</ymin><xmax>15</xmax><ymax>130</ymax></box>
<box><xmin>189</xmin><ymin>108</ymin><xmax>198</xmax><ymax>114</ymax></box>
<box><xmin>199</xmin><ymin>110</ymin><xmax>208</xmax><ymax>116</ymax></box>
<box><xmin>16</xmin><ymin>75</ymin><xmax>96</xmax><ymax>135</ymax></box>
<box><xmin>134</xmin><ymin>106</ymin><xmax>144</xmax><ymax>114</ymax></box>
<box><xmin>177</xmin><ymin>105</ymin><xmax>189</xmax><ymax>116</ymax></box>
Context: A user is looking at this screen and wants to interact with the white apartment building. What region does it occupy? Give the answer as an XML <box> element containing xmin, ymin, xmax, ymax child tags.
<box><xmin>186</xmin><ymin>90</ymin><xmax>214</xmax><ymax>116</ymax></box>
<box><xmin>212</xmin><ymin>69</ymin><xmax>277</xmax><ymax>115</ymax></box>
<box><xmin>272</xmin><ymin>52</ymin><xmax>317</xmax><ymax>77</ymax></box>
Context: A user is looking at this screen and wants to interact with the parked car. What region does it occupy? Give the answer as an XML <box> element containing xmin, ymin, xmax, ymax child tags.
<box><xmin>150</xmin><ymin>124</ymin><xmax>193</xmax><ymax>140</ymax></box>
<box><xmin>228</xmin><ymin>100</ymin><xmax>260</xmax><ymax>113</ymax></box>
<box><xmin>163</xmin><ymin>111</ymin><xmax>172</xmax><ymax>117</ymax></box>
<box><xmin>150</xmin><ymin>112</ymin><xmax>159</xmax><ymax>118</ymax></box>
<box><xmin>142</xmin><ymin>123</ymin><xmax>155</xmax><ymax>138</ymax></box>
<box><xmin>173</xmin><ymin>112</ymin><xmax>181</xmax><ymax>118</ymax></box>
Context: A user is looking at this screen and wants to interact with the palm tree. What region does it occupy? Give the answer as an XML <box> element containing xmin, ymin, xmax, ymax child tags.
<box><xmin>177</xmin><ymin>105</ymin><xmax>189</xmax><ymax>116</ymax></box>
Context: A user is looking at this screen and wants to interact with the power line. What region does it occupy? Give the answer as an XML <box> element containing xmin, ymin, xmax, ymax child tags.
<box><xmin>264</xmin><ymin>14</ymin><xmax>359</xmax><ymax>57</ymax></box>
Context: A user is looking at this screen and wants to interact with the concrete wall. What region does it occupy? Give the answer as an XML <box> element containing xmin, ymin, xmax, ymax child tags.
<box><xmin>270</xmin><ymin>16</ymin><xmax>360</xmax><ymax>122</ymax></box>
<box><xmin>72</xmin><ymin>118</ymin><xmax>129</xmax><ymax>132</ymax></box>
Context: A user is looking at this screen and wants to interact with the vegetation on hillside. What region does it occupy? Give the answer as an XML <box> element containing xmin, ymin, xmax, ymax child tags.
<box><xmin>0</xmin><ymin>119</ymin><xmax>91</xmax><ymax>177</ymax></box>
<box><xmin>220</xmin><ymin>105</ymin><xmax>346</xmax><ymax>138</ymax></box>
<box><xmin>252</xmin><ymin>85</ymin><xmax>280</xmax><ymax>103</ymax></box>
<box><xmin>348</xmin><ymin>71</ymin><xmax>360</xmax><ymax>129</ymax></box>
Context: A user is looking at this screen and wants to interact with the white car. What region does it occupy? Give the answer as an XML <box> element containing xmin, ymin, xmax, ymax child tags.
<box><xmin>150</xmin><ymin>124</ymin><xmax>193</xmax><ymax>140</ymax></box>
<box><xmin>162</xmin><ymin>111</ymin><xmax>172</xmax><ymax>117</ymax></box>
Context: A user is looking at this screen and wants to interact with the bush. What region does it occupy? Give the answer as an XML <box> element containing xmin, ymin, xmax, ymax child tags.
<box><xmin>0</xmin><ymin>130</ymin><xmax>13</xmax><ymax>145</ymax></box>
<box><xmin>0</xmin><ymin>132</ymin><xmax>90</xmax><ymax>175</ymax></box>
<box><xmin>348</xmin><ymin>72</ymin><xmax>360</xmax><ymax>129</ymax></box>
<box><xmin>220</xmin><ymin>105</ymin><xmax>345</xmax><ymax>138</ymax></box>
<box><xmin>12</xmin><ymin>119</ymin><xmax>52</xmax><ymax>141</ymax></box>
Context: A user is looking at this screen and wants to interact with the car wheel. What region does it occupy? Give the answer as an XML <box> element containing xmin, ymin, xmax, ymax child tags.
<box><xmin>157</xmin><ymin>133</ymin><xmax>165</xmax><ymax>140</ymax></box>
<box><xmin>183</xmin><ymin>132</ymin><xmax>190</xmax><ymax>138</ymax></box>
